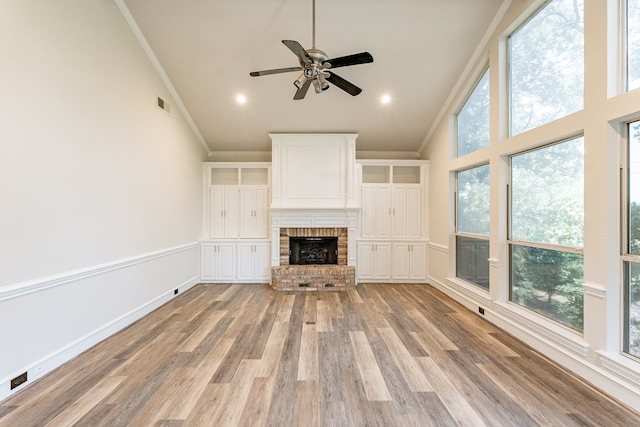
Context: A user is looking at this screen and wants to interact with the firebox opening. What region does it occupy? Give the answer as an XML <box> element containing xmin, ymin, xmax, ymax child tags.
<box><xmin>289</xmin><ymin>237</ymin><xmax>338</xmax><ymax>265</ymax></box>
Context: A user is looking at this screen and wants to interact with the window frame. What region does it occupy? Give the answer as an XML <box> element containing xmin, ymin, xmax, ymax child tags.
<box><xmin>507</xmin><ymin>136</ymin><xmax>585</xmax><ymax>332</ymax></box>
<box><xmin>622</xmin><ymin>118</ymin><xmax>640</xmax><ymax>359</ymax></box>
<box><xmin>455</xmin><ymin>66</ymin><xmax>491</xmax><ymax>158</ymax></box>
<box><xmin>507</xmin><ymin>0</ymin><xmax>585</xmax><ymax>137</ymax></box>
<box><xmin>454</xmin><ymin>164</ymin><xmax>491</xmax><ymax>290</ymax></box>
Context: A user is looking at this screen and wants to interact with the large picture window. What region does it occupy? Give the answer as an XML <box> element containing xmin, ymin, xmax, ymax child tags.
<box><xmin>628</xmin><ymin>0</ymin><xmax>640</xmax><ymax>90</ymax></box>
<box><xmin>456</xmin><ymin>165</ymin><xmax>490</xmax><ymax>290</ymax></box>
<box><xmin>624</xmin><ymin>120</ymin><xmax>640</xmax><ymax>358</ymax></box>
<box><xmin>456</xmin><ymin>68</ymin><xmax>490</xmax><ymax>157</ymax></box>
<box><xmin>509</xmin><ymin>0</ymin><xmax>584</xmax><ymax>136</ymax></box>
<box><xmin>509</xmin><ymin>137</ymin><xmax>584</xmax><ymax>331</ymax></box>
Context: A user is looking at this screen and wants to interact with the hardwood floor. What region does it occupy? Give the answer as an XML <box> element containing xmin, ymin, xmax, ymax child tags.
<box><xmin>2</xmin><ymin>283</ymin><xmax>639</xmax><ymax>426</ymax></box>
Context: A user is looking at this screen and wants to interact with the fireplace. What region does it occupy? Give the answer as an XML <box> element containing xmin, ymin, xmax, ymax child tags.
<box><xmin>271</xmin><ymin>224</ymin><xmax>356</xmax><ymax>291</ymax></box>
<box><xmin>289</xmin><ymin>237</ymin><xmax>338</xmax><ymax>265</ymax></box>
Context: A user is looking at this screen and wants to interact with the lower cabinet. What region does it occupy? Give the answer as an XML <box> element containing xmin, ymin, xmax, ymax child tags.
<box><xmin>357</xmin><ymin>241</ymin><xmax>392</xmax><ymax>280</ymax></box>
<box><xmin>357</xmin><ymin>241</ymin><xmax>427</xmax><ymax>283</ymax></box>
<box><xmin>237</xmin><ymin>242</ymin><xmax>271</xmax><ymax>282</ymax></box>
<box><xmin>201</xmin><ymin>241</ymin><xmax>270</xmax><ymax>283</ymax></box>
<box><xmin>201</xmin><ymin>243</ymin><xmax>236</xmax><ymax>281</ymax></box>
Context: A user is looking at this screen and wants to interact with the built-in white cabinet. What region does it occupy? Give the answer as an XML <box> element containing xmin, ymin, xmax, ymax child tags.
<box><xmin>205</xmin><ymin>163</ymin><xmax>270</xmax><ymax>240</ymax></box>
<box><xmin>201</xmin><ymin>243</ymin><xmax>236</xmax><ymax>281</ymax></box>
<box><xmin>356</xmin><ymin>241</ymin><xmax>392</xmax><ymax>280</ymax></box>
<box><xmin>210</xmin><ymin>187</ymin><xmax>239</xmax><ymax>239</ymax></box>
<box><xmin>202</xmin><ymin>163</ymin><xmax>271</xmax><ymax>283</ymax></box>
<box><xmin>201</xmin><ymin>241</ymin><xmax>271</xmax><ymax>283</ymax></box>
<box><xmin>237</xmin><ymin>242</ymin><xmax>271</xmax><ymax>282</ymax></box>
<box><xmin>392</xmin><ymin>242</ymin><xmax>427</xmax><ymax>281</ymax></box>
<box><xmin>357</xmin><ymin>241</ymin><xmax>427</xmax><ymax>283</ymax></box>
<box><xmin>240</xmin><ymin>187</ymin><xmax>269</xmax><ymax>239</ymax></box>
<box><xmin>356</xmin><ymin>160</ymin><xmax>429</xmax><ymax>283</ymax></box>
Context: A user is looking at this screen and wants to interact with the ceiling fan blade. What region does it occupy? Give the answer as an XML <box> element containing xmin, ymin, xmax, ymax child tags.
<box><xmin>293</xmin><ymin>78</ymin><xmax>312</xmax><ymax>100</ymax></box>
<box><xmin>250</xmin><ymin>66</ymin><xmax>302</xmax><ymax>77</ymax></box>
<box><xmin>325</xmin><ymin>72</ymin><xmax>362</xmax><ymax>96</ymax></box>
<box><xmin>324</xmin><ymin>52</ymin><xmax>373</xmax><ymax>69</ymax></box>
<box><xmin>282</xmin><ymin>40</ymin><xmax>311</xmax><ymax>64</ymax></box>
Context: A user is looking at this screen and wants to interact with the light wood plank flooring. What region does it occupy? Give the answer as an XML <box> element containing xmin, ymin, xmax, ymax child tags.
<box><xmin>2</xmin><ymin>283</ymin><xmax>639</xmax><ymax>426</ymax></box>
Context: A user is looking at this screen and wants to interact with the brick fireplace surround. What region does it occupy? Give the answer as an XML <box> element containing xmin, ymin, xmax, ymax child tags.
<box><xmin>271</xmin><ymin>227</ymin><xmax>356</xmax><ymax>291</ymax></box>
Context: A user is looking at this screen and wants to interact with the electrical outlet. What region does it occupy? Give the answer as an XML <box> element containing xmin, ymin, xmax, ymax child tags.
<box><xmin>478</xmin><ymin>307</ymin><xmax>485</xmax><ymax>315</ymax></box>
<box><xmin>10</xmin><ymin>372</ymin><xmax>27</xmax><ymax>390</ymax></box>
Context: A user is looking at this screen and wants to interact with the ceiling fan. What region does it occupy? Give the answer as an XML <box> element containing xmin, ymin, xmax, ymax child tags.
<box><xmin>249</xmin><ymin>0</ymin><xmax>373</xmax><ymax>100</ymax></box>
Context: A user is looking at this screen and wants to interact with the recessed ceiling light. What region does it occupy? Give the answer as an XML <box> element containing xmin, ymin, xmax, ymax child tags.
<box><xmin>381</xmin><ymin>95</ymin><xmax>391</xmax><ymax>104</ymax></box>
<box><xmin>236</xmin><ymin>95</ymin><xmax>247</xmax><ymax>104</ymax></box>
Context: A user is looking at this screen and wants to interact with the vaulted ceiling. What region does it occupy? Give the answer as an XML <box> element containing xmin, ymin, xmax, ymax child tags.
<box><xmin>122</xmin><ymin>0</ymin><xmax>505</xmax><ymax>157</ymax></box>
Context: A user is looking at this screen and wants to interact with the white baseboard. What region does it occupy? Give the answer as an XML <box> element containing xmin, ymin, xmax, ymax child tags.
<box><xmin>426</xmin><ymin>274</ymin><xmax>640</xmax><ymax>413</ymax></box>
<box><xmin>0</xmin><ymin>244</ymin><xmax>200</xmax><ymax>403</ymax></box>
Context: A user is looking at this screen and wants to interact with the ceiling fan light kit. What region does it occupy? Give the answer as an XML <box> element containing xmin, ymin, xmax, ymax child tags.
<box><xmin>249</xmin><ymin>0</ymin><xmax>373</xmax><ymax>100</ymax></box>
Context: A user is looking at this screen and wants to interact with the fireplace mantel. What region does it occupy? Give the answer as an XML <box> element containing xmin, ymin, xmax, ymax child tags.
<box><xmin>269</xmin><ymin>208</ymin><xmax>359</xmax><ymax>267</ymax></box>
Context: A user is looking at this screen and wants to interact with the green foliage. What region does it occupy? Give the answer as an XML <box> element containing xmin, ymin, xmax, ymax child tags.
<box><xmin>457</xmin><ymin>69</ymin><xmax>490</xmax><ymax>156</ymax></box>
<box><xmin>457</xmin><ymin>165</ymin><xmax>490</xmax><ymax>236</ymax></box>
<box><xmin>510</xmin><ymin>0</ymin><xmax>584</xmax><ymax>135</ymax></box>
<box><xmin>512</xmin><ymin>245</ymin><xmax>584</xmax><ymax>331</ymax></box>
<box><xmin>511</xmin><ymin>137</ymin><xmax>584</xmax><ymax>247</ymax></box>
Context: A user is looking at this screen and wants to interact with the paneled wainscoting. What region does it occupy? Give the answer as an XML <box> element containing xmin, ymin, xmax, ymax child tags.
<box><xmin>1</xmin><ymin>284</ymin><xmax>639</xmax><ymax>426</ymax></box>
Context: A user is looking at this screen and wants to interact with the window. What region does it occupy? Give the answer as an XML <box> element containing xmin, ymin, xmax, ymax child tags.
<box><xmin>509</xmin><ymin>0</ymin><xmax>584</xmax><ymax>136</ymax></box>
<box><xmin>456</xmin><ymin>68</ymin><xmax>490</xmax><ymax>156</ymax></box>
<box><xmin>624</xmin><ymin>120</ymin><xmax>640</xmax><ymax>358</ymax></box>
<box><xmin>628</xmin><ymin>0</ymin><xmax>640</xmax><ymax>90</ymax></box>
<box><xmin>456</xmin><ymin>165</ymin><xmax>490</xmax><ymax>290</ymax></box>
<box><xmin>509</xmin><ymin>137</ymin><xmax>584</xmax><ymax>331</ymax></box>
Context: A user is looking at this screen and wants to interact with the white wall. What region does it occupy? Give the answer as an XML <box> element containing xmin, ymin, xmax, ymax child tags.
<box><xmin>422</xmin><ymin>0</ymin><xmax>640</xmax><ymax>412</ymax></box>
<box><xmin>0</xmin><ymin>1</ymin><xmax>206</xmax><ymax>399</ymax></box>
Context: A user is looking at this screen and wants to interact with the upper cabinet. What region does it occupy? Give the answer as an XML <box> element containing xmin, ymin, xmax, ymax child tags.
<box><xmin>204</xmin><ymin>163</ymin><xmax>271</xmax><ymax>240</ymax></box>
<box><xmin>358</xmin><ymin>161</ymin><xmax>429</xmax><ymax>240</ymax></box>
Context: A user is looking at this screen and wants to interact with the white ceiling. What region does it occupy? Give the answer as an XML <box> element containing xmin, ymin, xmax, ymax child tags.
<box><xmin>122</xmin><ymin>0</ymin><xmax>505</xmax><ymax>157</ymax></box>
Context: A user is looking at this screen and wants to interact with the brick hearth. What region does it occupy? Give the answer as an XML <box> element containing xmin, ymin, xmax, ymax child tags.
<box><xmin>272</xmin><ymin>227</ymin><xmax>354</xmax><ymax>291</ymax></box>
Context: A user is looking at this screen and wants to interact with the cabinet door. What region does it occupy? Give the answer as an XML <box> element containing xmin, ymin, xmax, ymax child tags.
<box><xmin>240</xmin><ymin>187</ymin><xmax>269</xmax><ymax>239</ymax></box>
<box><xmin>391</xmin><ymin>186</ymin><xmax>407</xmax><ymax>238</ymax></box>
<box><xmin>375</xmin><ymin>186</ymin><xmax>392</xmax><ymax>238</ymax></box>
<box><xmin>201</xmin><ymin>245</ymin><xmax>217</xmax><ymax>279</ymax></box>
<box><xmin>223</xmin><ymin>188</ymin><xmax>239</xmax><ymax>238</ymax></box>
<box><xmin>254</xmin><ymin>243</ymin><xmax>271</xmax><ymax>281</ymax></box>
<box><xmin>236</xmin><ymin>243</ymin><xmax>254</xmax><ymax>281</ymax></box>
<box><xmin>253</xmin><ymin>187</ymin><xmax>269</xmax><ymax>239</ymax></box>
<box><xmin>210</xmin><ymin>188</ymin><xmax>225</xmax><ymax>239</ymax></box>
<box><xmin>357</xmin><ymin>242</ymin><xmax>375</xmax><ymax>279</ymax></box>
<box><xmin>217</xmin><ymin>243</ymin><xmax>236</xmax><ymax>281</ymax></box>
<box><xmin>406</xmin><ymin>186</ymin><xmax>422</xmax><ymax>239</ymax></box>
<box><xmin>361</xmin><ymin>186</ymin><xmax>377</xmax><ymax>239</ymax></box>
<box><xmin>409</xmin><ymin>243</ymin><xmax>427</xmax><ymax>280</ymax></box>
<box><xmin>392</xmin><ymin>243</ymin><xmax>411</xmax><ymax>280</ymax></box>
<box><xmin>373</xmin><ymin>242</ymin><xmax>392</xmax><ymax>279</ymax></box>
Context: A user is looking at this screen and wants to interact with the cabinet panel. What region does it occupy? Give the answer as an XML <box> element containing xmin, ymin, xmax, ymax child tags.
<box><xmin>218</xmin><ymin>244</ymin><xmax>236</xmax><ymax>281</ymax></box>
<box><xmin>361</xmin><ymin>186</ymin><xmax>377</xmax><ymax>239</ymax></box>
<box><xmin>391</xmin><ymin>186</ymin><xmax>407</xmax><ymax>237</ymax></box>
<box><xmin>375</xmin><ymin>186</ymin><xmax>392</xmax><ymax>238</ymax></box>
<box><xmin>357</xmin><ymin>242</ymin><xmax>391</xmax><ymax>280</ymax></box>
<box><xmin>406</xmin><ymin>187</ymin><xmax>422</xmax><ymax>239</ymax></box>
<box><xmin>236</xmin><ymin>244</ymin><xmax>254</xmax><ymax>280</ymax></box>
<box><xmin>237</xmin><ymin>242</ymin><xmax>271</xmax><ymax>282</ymax></box>
<box><xmin>240</xmin><ymin>186</ymin><xmax>269</xmax><ymax>239</ymax></box>
<box><xmin>210</xmin><ymin>187</ymin><xmax>239</xmax><ymax>239</ymax></box>
<box><xmin>254</xmin><ymin>243</ymin><xmax>271</xmax><ymax>281</ymax></box>
<box><xmin>409</xmin><ymin>242</ymin><xmax>427</xmax><ymax>280</ymax></box>
<box><xmin>392</xmin><ymin>243</ymin><xmax>411</xmax><ymax>280</ymax></box>
<box><xmin>201</xmin><ymin>243</ymin><xmax>236</xmax><ymax>281</ymax></box>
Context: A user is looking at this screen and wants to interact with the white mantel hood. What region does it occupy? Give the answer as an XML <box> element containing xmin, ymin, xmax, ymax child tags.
<box><xmin>269</xmin><ymin>133</ymin><xmax>359</xmax><ymax>210</ymax></box>
<box><xmin>268</xmin><ymin>134</ymin><xmax>360</xmax><ymax>267</ymax></box>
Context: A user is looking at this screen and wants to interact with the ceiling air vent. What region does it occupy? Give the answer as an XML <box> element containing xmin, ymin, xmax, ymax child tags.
<box><xmin>157</xmin><ymin>96</ymin><xmax>170</xmax><ymax>113</ymax></box>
